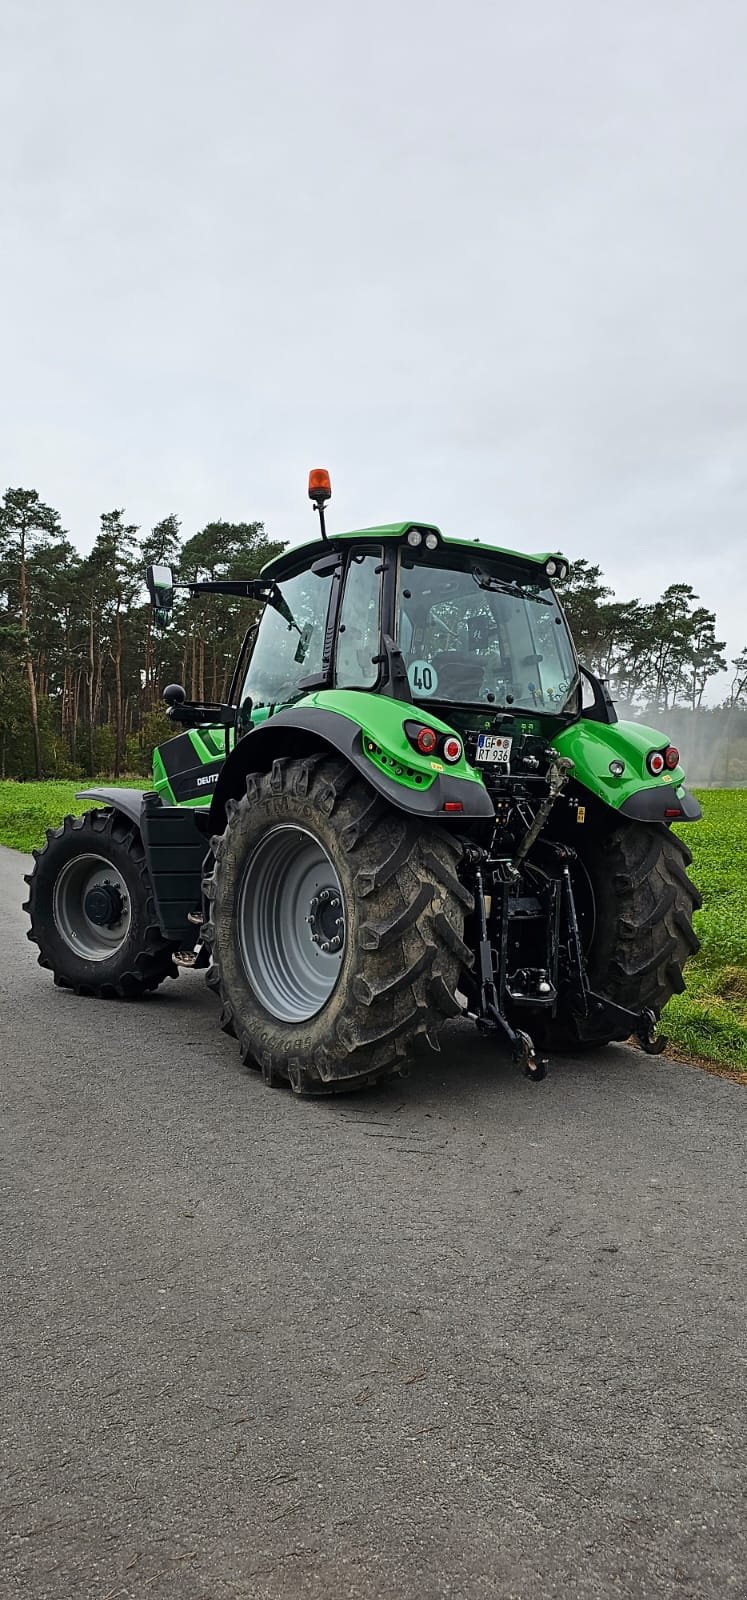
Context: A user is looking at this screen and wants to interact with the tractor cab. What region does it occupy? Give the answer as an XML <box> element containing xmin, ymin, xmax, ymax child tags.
<box><xmin>236</xmin><ymin>524</ymin><xmax>578</xmax><ymax>731</ymax></box>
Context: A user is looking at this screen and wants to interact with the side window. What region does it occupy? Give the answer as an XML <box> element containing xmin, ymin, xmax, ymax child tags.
<box><xmin>239</xmin><ymin>566</ymin><xmax>334</xmax><ymax>719</ymax></box>
<box><xmin>335</xmin><ymin>551</ymin><xmax>382</xmax><ymax>689</ymax></box>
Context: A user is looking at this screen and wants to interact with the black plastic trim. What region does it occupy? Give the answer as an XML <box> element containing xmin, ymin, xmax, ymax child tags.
<box><xmin>579</xmin><ymin>666</ymin><xmax>618</xmax><ymax>725</ymax></box>
<box><xmin>139</xmin><ymin>796</ymin><xmax>208</xmax><ymax>940</ymax></box>
<box><xmin>208</xmin><ymin>707</ymin><xmax>495</xmax><ymax>831</ymax></box>
<box><xmin>76</xmin><ymin>788</ymin><xmax>147</xmax><ymax>827</ymax></box>
<box><xmin>618</xmin><ymin>786</ymin><xmax>702</xmax><ymax>823</ymax></box>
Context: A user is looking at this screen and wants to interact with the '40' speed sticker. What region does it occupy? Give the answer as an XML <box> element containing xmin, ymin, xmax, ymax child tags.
<box><xmin>407</xmin><ymin>659</ymin><xmax>438</xmax><ymax>696</ymax></box>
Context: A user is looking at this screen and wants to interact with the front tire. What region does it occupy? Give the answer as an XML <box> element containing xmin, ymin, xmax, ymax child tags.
<box><xmin>204</xmin><ymin>756</ymin><xmax>473</xmax><ymax>1094</ymax></box>
<box><xmin>24</xmin><ymin>809</ymin><xmax>179</xmax><ymax>998</ymax></box>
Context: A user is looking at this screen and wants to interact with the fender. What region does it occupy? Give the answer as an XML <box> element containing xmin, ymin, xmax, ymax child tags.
<box><xmin>208</xmin><ymin>699</ymin><xmax>495</xmax><ymax>833</ymax></box>
<box><xmin>618</xmin><ymin>787</ymin><xmax>702</xmax><ymax>823</ymax></box>
<box><xmin>76</xmin><ymin>787</ymin><xmax>146</xmax><ymax>827</ymax></box>
<box><xmin>551</xmin><ymin>721</ymin><xmax>702</xmax><ymax>824</ymax></box>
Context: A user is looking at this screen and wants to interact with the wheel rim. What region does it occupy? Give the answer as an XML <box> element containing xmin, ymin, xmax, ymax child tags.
<box><xmin>52</xmin><ymin>852</ymin><xmax>132</xmax><ymax>962</ymax></box>
<box><xmin>237</xmin><ymin>825</ymin><xmax>346</xmax><ymax>1023</ymax></box>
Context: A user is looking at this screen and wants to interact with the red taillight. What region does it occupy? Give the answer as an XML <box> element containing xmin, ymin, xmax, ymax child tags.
<box><xmin>404</xmin><ymin>720</ymin><xmax>440</xmax><ymax>757</ymax></box>
<box><xmin>443</xmin><ymin>801</ymin><xmax>463</xmax><ymax>812</ymax></box>
<box><xmin>647</xmin><ymin>750</ymin><xmax>665</xmax><ymax>776</ymax></box>
<box><xmin>416</xmin><ymin>726</ymin><xmax>438</xmax><ymax>755</ymax></box>
<box><xmin>665</xmin><ymin>746</ymin><xmax>680</xmax><ymax>770</ymax></box>
<box><xmin>665</xmin><ymin>807</ymin><xmax>682</xmax><ymax>817</ymax></box>
<box><xmin>442</xmin><ymin>735</ymin><xmax>462</xmax><ymax>764</ymax></box>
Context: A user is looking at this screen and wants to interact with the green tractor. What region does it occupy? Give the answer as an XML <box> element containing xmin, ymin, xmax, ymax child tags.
<box><xmin>25</xmin><ymin>471</ymin><xmax>702</xmax><ymax>1091</ymax></box>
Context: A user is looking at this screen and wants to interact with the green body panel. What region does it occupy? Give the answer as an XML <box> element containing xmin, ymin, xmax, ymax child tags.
<box><xmin>152</xmin><ymin>726</ymin><xmax>226</xmax><ymax>808</ymax></box>
<box><xmin>152</xmin><ymin>693</ymin><xmax>480</xmax><ymax>804</ymax></box>
<box><xmin>261</xmin><ymin>524</ymin><xmax>567</xmax><ymax>581</ymax></box>
<box><xmin>283</xmin><ymin>687</ymin><xmax>483</xmax><ymax>791</ymax></box>
<box><xmin>551</xmin><ymin>719</ymin><xmax>684</xmax><ymax>810</ymax></box>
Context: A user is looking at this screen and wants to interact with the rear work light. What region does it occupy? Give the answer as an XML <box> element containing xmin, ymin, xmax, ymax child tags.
<box><xmin>664</xmin><ymin>746</ymin><xmax>680</xmax><ymax>770</ymax></box>
<box><xmin>647</xmin><ymin>750</ymin><xmax>665</xmax><ymax>776</ymax></box>
<box><xmin>442</xmin><ymin>735</ymin><xmax>462</xmax><ymax>764</ymax></box>
<box><xmin>405</xmin><ymin>526</ymin><xmax>440</xmax><ymax>550</ymax></box>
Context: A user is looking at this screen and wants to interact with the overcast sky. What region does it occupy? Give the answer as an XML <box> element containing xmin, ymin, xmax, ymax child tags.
<box><xmin>2</xmin><ymin>0</ymin><xmax>746</xmax><ymax>698</ymax></box>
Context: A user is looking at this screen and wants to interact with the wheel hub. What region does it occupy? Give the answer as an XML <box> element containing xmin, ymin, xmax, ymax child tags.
<box><xmin>237</xmin><ymin>825</ymin><xmax>347</xmax><ymax>1023</ymax></box>
<box><xmin>307</xmin><ymin>887</ymin><xmax>345</xmax><ymax>954</ymax></box>
<box><xmin>84</xmin><ymin>882</ymin><xmax>125</xmax><ymax>928</ymax></box>
<box><xmin>52</xmin><ymin>852</ymin><xmax>132</xmax><ymax>961</ymax></box>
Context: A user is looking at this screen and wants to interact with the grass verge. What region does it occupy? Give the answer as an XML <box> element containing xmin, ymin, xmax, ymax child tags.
<box><xmin>0</xmin><ymin>780</ymin><xmax>743</xmax><ymax>1077</ymax></box>
<box><xmin>667</xmin><ymin>788</ymin><xmax>747</xmax><ymax>1077</ymax></box>
<box><xmin>0</xmin><ymin>780</ymin><xmax>145</xmax><ymax>853</ymax></box>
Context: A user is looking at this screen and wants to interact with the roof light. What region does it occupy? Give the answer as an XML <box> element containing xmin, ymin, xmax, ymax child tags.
<box><xmin>442</xmin><ymin>735</ymin><xmax>462</xmax><ymax>764</ymax></box>
<box><xmin>308</xmin><ymin>467</ymin><xmax>331</xmax><ymax>502</ymax></box>
<box><xmin>665</xmin><ymin>746</ymin><xmax>680</xmax><ymax>770</ymax></box>
<box><xmin>647</xmin><ymin>750</ymin><xmax>665</xmax><ymax>776</ymax></box>
<box><xmin>545</xmin><ymin>559</ymin><xmax>558</xmax><ymax>577</ymax></box>
<box><xmin>407</xmin><ymin>528</ymin><xmax>423</xmax><ymax>548</ymax></box>
<box><xmin>424</xmin><ymin>531</ymin><xmax>439</xmax><ymax>550</ymax></box>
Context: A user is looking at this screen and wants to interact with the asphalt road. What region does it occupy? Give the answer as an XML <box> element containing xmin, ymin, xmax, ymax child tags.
<box><xmin>1</xmin><ymin>843</ymin><xmax>745</xmax><ymax>1600</ymax></box>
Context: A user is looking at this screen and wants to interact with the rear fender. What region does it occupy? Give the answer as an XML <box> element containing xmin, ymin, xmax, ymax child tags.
<box><xmin>551</xmin><ymin>721</ymin><xmax>702</xmax><ymax>823</ymax></box>
<box><xmin>208</xmin><ymin>694</ymin><xmax>495</xmax><ymax>833</ymax></box>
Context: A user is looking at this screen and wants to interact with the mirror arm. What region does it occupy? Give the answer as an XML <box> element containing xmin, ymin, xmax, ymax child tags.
<box><xmin>175</xmin><ymin>579</ymin><xmax>277</xmax><ymax>601</ymax></box>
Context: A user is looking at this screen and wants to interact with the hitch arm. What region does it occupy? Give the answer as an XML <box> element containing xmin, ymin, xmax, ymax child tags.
<box><xmin>472</xmin><ymin>863</ymin><xmax>547</xmax><ymax>1082</ymax></box>
<box><xmin>561</xmin><ymin>865</ymin><xmax>668</xmax><ymax>1053</ymax></box>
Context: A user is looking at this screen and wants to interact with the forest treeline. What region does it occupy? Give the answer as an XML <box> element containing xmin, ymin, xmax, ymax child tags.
<box><xmin>1</xmin><ymin>486</ymin><xmax>746</xmax><ymax>784</ymax></box>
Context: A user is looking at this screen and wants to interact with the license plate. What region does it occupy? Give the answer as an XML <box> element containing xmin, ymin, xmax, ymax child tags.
<box><xmin>475</xmin><ymin>734</ymin><xmax>513</xmax><ymax>765</ymax></box>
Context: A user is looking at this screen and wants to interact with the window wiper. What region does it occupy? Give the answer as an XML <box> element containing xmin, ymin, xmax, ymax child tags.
<box><xmin>267</xmin><ymin>586</ymin><xmax>303</xmax><ymax>635</ymax></box>
<box><xmin>471</xmin><ymin>567</ymin><xmax>552</xmax><ymax>606</ymax></box>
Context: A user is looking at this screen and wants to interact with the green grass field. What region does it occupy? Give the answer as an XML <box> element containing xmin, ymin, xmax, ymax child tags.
<box><xmin>0</xmin><ymin>780</ymin><xmax>145</xmax><ymax>854</ymax></box>
<box><xmin>0</xmin><ymin>779</ymin><xmax>744</xmax><ymax>1076</ymax></box>
<box><xmin>670</xmin><ymin>789</ymin><xmax>747</xmax><ymax>1076</ymax></box>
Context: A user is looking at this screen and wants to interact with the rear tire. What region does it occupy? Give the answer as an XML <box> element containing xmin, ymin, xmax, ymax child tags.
<box><xmin>24</xmin><ymin>809</ymin><xmax>179</xmax><ymax>998</ymax></box>
<box><xmin>203</xmin><ymin>755</ymin><xmax>473</xmax><ymax>1094</ymax></box>
<box><xmin>534</xmin><ymin>820</ymin><xmax>701</xmax><ymax>1050</ymax></box>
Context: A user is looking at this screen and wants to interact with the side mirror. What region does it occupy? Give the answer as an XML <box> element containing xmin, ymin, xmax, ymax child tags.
<box><xmin>162</xmin><ymin>681</ymin><xmax>236</xmax><ymax>729</ymax></box>
<box><xmin>146</xmin><ymin>564</ymin><xmax>175</xmax><ymax>612</ymax></box>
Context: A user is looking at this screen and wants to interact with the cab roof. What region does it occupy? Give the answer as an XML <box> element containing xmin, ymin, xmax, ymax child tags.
<box><xmin>261</xmin><ymin>522</ymin><xmax>567</xmax><ymax>581</ymax></box>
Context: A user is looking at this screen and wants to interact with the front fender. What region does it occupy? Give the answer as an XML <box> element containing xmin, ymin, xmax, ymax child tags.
<box><xmin>76</xmin><ymin>787</ymin><xmax>147</xmax><ymax>827</ymax></box>
<box><xmin>208</xmin><ymin>691</ymin><xmax>494</xmax><ymax>832</ymax></box>
<box><xmin>551</xmin><ymin>720</ymin><xmax>702</xmax><ymax>822</ymax></box>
